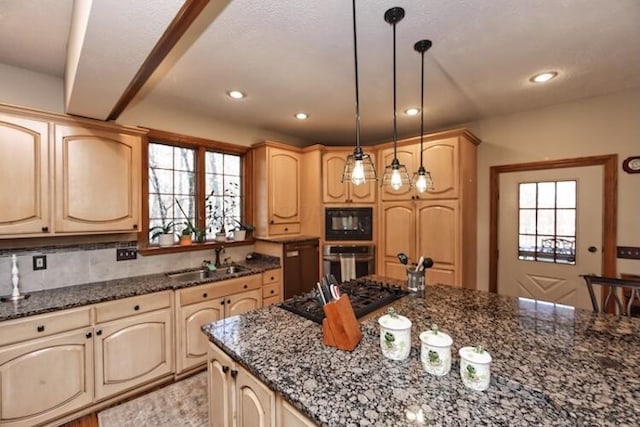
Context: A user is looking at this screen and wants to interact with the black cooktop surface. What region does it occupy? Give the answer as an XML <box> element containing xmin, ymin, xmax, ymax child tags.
<box><xmin>278</xmin><ymin>278</ymin><xmax>409</xmax><ymax>324</ymax></box>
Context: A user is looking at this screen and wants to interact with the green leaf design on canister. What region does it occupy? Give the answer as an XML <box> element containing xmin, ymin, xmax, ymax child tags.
<box><xmin>384</xmin><ymin>332</ymin><xmax>395</xmax><ymax>349</ymax></box>
<box><xmin>428</xmin><ymin>350</ymin><xmax>440</xmax><ymax>364</ymax></box>
<box><xmin>466</xmin><ymin>364</ymin><xmax>477</xmax><ymax>380</ymax></box>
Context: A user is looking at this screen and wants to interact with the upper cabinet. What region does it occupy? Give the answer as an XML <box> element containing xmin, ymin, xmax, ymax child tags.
<box><xmin>322</xmin><ymin>149</ymin><xmax>376</xmax><ymax>204</ymax></box>
<box><xmin>0</xmin><ymin>104</ymin><xmax>144</xmax><ymax>238</ymax></box>
<box><xmin>54</xmin><ymin>124</ymin><xmax>140</xmax><ymax>233</ymax></box>
<box><xmin>0</xmin><ymin>112</ymin><xmax>50</xmax><ymax>235</ymax></box>
<box><xmin>379</xmin><ymin>145</ymin><xmax>420</xmax><ymax>201</ymax></box>
<box><xmin>253</xmin><ymin>143</ymin><xmax>301</xmax><ymax>237</ymax></box>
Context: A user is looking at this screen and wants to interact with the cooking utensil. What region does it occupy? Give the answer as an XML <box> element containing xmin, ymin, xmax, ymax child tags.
<box><xmin>317</xmin><ymin>282</ymin><xmax>327</xmax><ymax>305</ymax></box>
<box><xmin>415</xmin><ymin>256</ymin><xmax>424</xmax><ymax>272</ymax></box>
<box><xmin>421</xmin><ymin>257</ymin><xmax>434</xmax><ymax>271</ymax></box>
<box><xmin>397</xmin><ymin>253</ymin><xmax>409</xmax><ymax>265</ymax></box>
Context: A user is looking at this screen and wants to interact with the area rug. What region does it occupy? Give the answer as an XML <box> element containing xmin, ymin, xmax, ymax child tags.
<box><xmin>98</xmin><ymin>372</ymin><xmax>208</xmax><ymax>427</ymax></box>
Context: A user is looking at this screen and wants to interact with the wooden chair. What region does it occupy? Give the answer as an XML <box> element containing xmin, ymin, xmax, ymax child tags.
<box><xmin>581</xmin><ymin>274</ymin><xmax>640</xmax><ymax>316</ymax></box>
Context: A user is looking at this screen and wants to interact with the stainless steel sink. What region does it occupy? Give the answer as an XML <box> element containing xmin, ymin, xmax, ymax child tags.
<box><xmin>167</xmin><ymin>264</ymin><xmax>249</xmax><ymax>281</ymax></box>
<box><xmin>167</xmin><ymin>268</ymin><xmax>213</xmax><ymax>281</ymax></box>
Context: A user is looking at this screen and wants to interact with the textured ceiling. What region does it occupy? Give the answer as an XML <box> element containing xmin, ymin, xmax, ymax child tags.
<box><xmin>1</xmin><ymin>0</ymin><xmax>639</xmax><ymax>145</ymax></box>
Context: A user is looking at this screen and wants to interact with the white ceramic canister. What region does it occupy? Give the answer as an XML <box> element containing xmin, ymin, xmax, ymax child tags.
<box><xmin>419</xmin><ymin>325</ymin><xmax>453</xmax><ymax>376</ymax></box>
<box><xmin>378</xmin><ymin>307</ymin><xmax>412</xmax><ymax>360</ymax></box>
<box><xmin>459</xmin><ymin>346</ymin><xmax>492</xmax><ymax>391</ymax></box>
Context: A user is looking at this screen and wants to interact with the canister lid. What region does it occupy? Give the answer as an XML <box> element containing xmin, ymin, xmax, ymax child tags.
<box><xmin>419</xmin><ymin>329</ymin><xmax>453</xmax><ymax>347</ymax></box>
<box><xmin>459</xmin><ymin>346</ymin><xmax>492</xmax><ymax>364</ymax></box>
<box><xmin>378</xmin><ymin>307</ymin><xmax>412</xmax><ymax>330</ymax></box>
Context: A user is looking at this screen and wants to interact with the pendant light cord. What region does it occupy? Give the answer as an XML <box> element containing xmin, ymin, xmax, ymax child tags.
<box><xmin>392</xmin><ymin>20</ymin><xmax>398</xmax><ymax>159</ymax></box>
<box><xmin>419</xmin><ymin>48</ymin><xmax>424</xmax><ymax>168</ymax></box>
<box><xmin>352</xmin><ymin>0</ymin><xmax>361</xmax><ymax>152</ymax></box>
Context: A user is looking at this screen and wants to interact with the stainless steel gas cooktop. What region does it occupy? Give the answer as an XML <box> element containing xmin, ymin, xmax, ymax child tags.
<box><xmin>278</xmin><ymin>278</ymin><xmax>408</xmax><ymax>324</ymax></box>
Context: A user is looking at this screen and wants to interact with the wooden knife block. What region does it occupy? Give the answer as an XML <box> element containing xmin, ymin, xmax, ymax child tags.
<box><xmin>322</xmin><ymin>295</ymin><xmax>362</xmax><ymax>351</ymax></box>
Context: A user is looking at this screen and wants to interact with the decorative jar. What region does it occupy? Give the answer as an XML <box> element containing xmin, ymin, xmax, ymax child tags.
<box><xmin>378</xmin><ymin>307</ymin><xmax>412</xmax><ymax>360</ymax></box>
<box><xmin>419</xmin><ymin>324</ymin><xmax>453</xmax><ymax>376</ymax></box>
<box><xmin>459</xmin><ymin>346</ymin><xmax>492</xmax><ymax>391</ymax></box>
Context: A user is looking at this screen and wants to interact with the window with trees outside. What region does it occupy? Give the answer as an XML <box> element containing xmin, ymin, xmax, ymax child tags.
<box><xmin>146</xmin><ymin>138</ymin><xmax>244</xmax><ymax>248</ymax></box>
<box><xmin>518</xmin><ymin>180</ymin><xmax>577</xmax><ymax>264</ymax></box>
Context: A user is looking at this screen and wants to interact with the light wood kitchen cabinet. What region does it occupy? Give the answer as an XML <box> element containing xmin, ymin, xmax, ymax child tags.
<box><xmin>93</xmin><ymin>291</ymin><xmax>173</xmax><ymax>400</ymax></box>
<box><xmin>208</xmin><ymin>343</ymin><xmax>276</xmax><ymax>427</ymax></box>
<box><xmin>54</xmin><ymin>123</ymin><xmax>141</xmax><ymax>233</ymax></box>
<box><xmin>277</xmin><ymin>397</ymin><xmax>316</xmax><ymax>427</ymax></box>
<box><xmin>0</xmin><ymin>112</ymin><xmax>50</xmax><ymax>236</ymax></box>
<box><xmin>176</xmin><ymin>274</ymin><xmax>262</xmax><ymax>374</ymax></box>
<box><xmin>379</xmin><ymin>144</ymin><xmax>419</xmax><ymax>201</ymax></box>
<box><xmin>322</xmin><ymin>149</ymin><xmax>376</xmax><ymax>204</ymax></box>
<box><xmin>262</xmin><ymin>268</ymin><xmax>282</xmax><ymax>306</ymax></box>
<box><xmin>377</xmin><ymin>130</ymin><xmax>479</xmax><ymax>289</ymax></box>
<box><xmin>253</xmin><ymin>142</ymin><xmax>301</xmax><ymax>237</ymax></box>
<box><xmin>0</xmin><ymin>307</ymin><xmax>93</xmax><ymax>427</ymax></box>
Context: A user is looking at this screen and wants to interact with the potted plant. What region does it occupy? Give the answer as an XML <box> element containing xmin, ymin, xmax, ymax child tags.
<box><xmin>179</xmin><ymin>225</ymin><xmax>193</xmax><ymax>246</ymax></box>
<box><xmin>231</xmin><ymin>219</ymin><xmax>255</xmax><ymax>241</ymax></box>
<box><xmin>176</xmin><ymin>199</ymin><xmax>205</xmax><ymax>245</ymax></box>
<box><xmin>149</xmin><ymin>220</ymin><xmax>176</xmax><ymax>247</ymax></box>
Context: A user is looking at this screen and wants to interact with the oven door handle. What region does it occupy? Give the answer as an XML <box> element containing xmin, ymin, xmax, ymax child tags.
<box><xmin>323</xmin><ymin>255</ymin><xmax>375</xmax><ymax>262</ymax></box>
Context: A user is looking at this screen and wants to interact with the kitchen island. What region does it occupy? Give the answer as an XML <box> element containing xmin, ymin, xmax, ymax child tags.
<box><xmin>202</xmin><ymin>277</ymin><xmax>640</xmax><ymax>426</ymax></box>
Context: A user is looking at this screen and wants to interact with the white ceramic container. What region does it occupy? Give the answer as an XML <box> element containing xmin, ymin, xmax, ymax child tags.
<box><xmin>419</xmin><ymin>325</ymin><xmax>453</xmax><ymax>376</ymax></box>
<box><xmin>459</xmin><ymin>346</ymin><xmax>492</xmax><ymax>391</ymax></box>
<box><xmin>158</xmin><ymin>233</ymin><xmax>175</xmax><ymax>247</ymax></box>
<box><xmin>378</xmin><ymin>308</ymin><xmax>412</xmax><ymax>360</ymax></box>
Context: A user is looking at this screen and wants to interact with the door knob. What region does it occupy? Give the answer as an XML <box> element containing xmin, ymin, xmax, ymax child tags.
<box><xmin>588</xmin><ymin>246</ymin><xmax>598</xmax><ymax>253</ymax></box>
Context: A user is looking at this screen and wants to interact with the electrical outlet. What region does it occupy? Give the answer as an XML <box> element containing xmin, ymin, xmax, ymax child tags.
<box><xmin>33</xmin><ymin>255</ymin><xmax>47</xmax><ymax>270</ymax></box>
<box><xmin>116</xmin><ymin>248</ymin><xmax>137</xmax><ymax>261</ymax></box>
<box><xmin>617</xmin><ymin>246</ymin><xmax>640</xmax><ymax>260</ymax></box>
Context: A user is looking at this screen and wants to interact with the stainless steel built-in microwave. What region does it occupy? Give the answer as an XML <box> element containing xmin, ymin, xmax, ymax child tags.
<box><xmin>325</xmin><ymin>207</ymin><xmax>373</xmax><ymax>241</ymax></box>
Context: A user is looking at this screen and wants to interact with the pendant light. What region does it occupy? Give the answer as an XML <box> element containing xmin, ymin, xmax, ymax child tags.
<box><xmin>381</xmin><ymin>7</ymin><xmax>411</xmax><ymax>191</ymax></box>
<box><xmin>342</xmin><ymin>0</ymin><xmax>377</xmax><ymax>186</ymax></box>
<box><xmin>411</xmin><ymin>39</ymin><xmax>434</xmax><ymax>193</ymax></box>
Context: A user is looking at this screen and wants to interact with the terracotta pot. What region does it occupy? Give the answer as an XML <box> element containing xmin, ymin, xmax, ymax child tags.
<box><xmin>179</xmin><ymin>235</ymin><xmax>193</xmax><ymax>246</ymax></box>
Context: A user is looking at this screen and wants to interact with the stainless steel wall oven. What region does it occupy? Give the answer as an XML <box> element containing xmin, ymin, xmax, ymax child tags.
<box><xmin>322</xmin><ymin>244</ymin><xmax>375</xmax><ymax>283</ymax></box>
<box><xmin>325</xmin><ymin>207</ymin><xmax>373</xmax><ymax>241</ymax></box>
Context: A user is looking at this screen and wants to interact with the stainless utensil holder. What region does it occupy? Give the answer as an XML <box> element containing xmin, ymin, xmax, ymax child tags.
<box><xmin>407</xmin><ymin>268</ymin><xmax>425</xmax><ymax>294</ymax></box>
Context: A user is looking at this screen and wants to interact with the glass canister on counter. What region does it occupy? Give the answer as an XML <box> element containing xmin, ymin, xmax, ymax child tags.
<box><xmin>378</xmin><ymin>307</ymin><xmax>412</xmax><ymax>360</ymax></box>
<box><xmin>419</xmin><ymin>324</ymin><xmax>453</xmax><ymax>376</ymax></box>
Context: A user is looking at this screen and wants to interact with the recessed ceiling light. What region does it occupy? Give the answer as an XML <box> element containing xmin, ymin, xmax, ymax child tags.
<box><xmin>227</xmin><ymin>90</ymin><xmax>245</xmax><ymax>99</ymax></box>
<box><xmin>295</xmin><ymin>112</ymin><xmax>308</xmax><ymax>120</ymax></box>
<box><xmin>529</xmin><ymin>71</ymin><xmax>558</xmax><ymax>83</ymax></box>
<box><xmin>404</xmin><ymin>108</ymin><xmax>420</xmax><ymax>116</ymax></box>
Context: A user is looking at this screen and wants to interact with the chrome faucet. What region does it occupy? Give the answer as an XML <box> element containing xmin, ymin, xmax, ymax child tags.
<box><xmin>214</xmin><ymin>246</ymin><xmax>225</xmax><ymax>267</ymax></box>
<box><xmin>202</xmin><ymin>260</ymin><xmax>212</xmax><ymax>269</ymax></box>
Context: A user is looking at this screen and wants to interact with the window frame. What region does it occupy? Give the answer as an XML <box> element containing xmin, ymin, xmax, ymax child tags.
<box><xmin>139</xmin><ymin>129</ymin><xmax>253</xmax><ymax>255</ymax></box>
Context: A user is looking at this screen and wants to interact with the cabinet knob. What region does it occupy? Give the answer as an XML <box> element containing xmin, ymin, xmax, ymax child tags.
<box><xmin>270</xmin><ymin>290</ymin><xmax>274</xmax><ymax>295</ymax></box>
<box><xmin>86</xmin><ymin>332</ymin><xmax>92</xmax><ymax>339</ymax></box>
<box><xmin>270</xmin><ymin>220</ymin><xmax>274</xmax><ymax>224</ymax></box>
<box><xmin>203</xmin><ymin>293</ymin><xmax>208</xmax><ymax>298</ymax></box>
<box><xmin>222</xmin><ymin>366</ymin><xmax>229</xmax><ymax>374</ymax></box>
<box><xmin>134</xmin><ymin>305</ymin><xmax>140</xmax><ymax>311</ymax></box>
<box><xmin>230</xmin><ymin>369</ymin><xmax>238</xmax><ymax>379</ymax></box>
<box><xmin>37</xmin><ymin>325</ymin><xmax>45</xmax><ymax>333</ymax></box>
<box><xmin>221</xmin><ymin>300</ymin><xmax>225</xmax><ymax>305</ymax></box>
<box><xmin>41</xmin><ymin>226</ymin><xmax>49</xmax><ymax>232</ymax></box>
<box><xmin>227</xmin><ymin>299</ymin><xmax>231</xmax><ymax>304</ymax></box>
<box><xmin>284</xmin><ymin>228</ymin><xmax>288</xmax><ymax>232</ymax></box>
<box><xmin>133</xmin><ymin>224</ymin><xmax>138</xmax><ymax>230</ymax></box>
<box><xmin>270</xmin><ymin>276</ymin><xmax>274</xmax><ymax>281</ymax></box>
<box><xmin>243</xmin><ymin>284</ymin><xmax>248</xmax><ymax>289</ymax></box>
<box><xmin>97</xmin><ymin>330</ymin><xmax>103</xmax><ymax>336</ymax></box>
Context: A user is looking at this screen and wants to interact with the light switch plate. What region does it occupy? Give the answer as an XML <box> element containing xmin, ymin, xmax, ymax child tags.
<box><xmin>617</xmin><ymin>246</ymin><xmax>640</xmax><ymax>260</ymax></box>
<box><xmin>33</xmin><ymin>255</ymin><xmax>47</xmax><ymax>270</ymax></box>
<box><xmin>116</xmin><ymin>248</ymin><xmax>137</xmax><ymax>261</ymax></box>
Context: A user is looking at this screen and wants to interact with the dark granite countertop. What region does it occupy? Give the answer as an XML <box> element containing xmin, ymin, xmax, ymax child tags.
<box><xmin>0</xmin><ymin>255</ymin><xmax>280</xmax><ymax>322</ymax></box>
<box><xmin>202</xmin><ymin>277</ymin><xmax>640</xmax><ymax>426</ymax></box>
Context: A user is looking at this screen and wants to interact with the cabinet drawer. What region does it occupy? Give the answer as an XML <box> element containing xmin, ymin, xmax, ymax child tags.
<box><xmin>262</xmin><ymin>283</ymin><xmax>280</xmax><ymax>299</ymax></box>
<box><xmin>262</xmin><ymin>296</ymin><xmax>281</xmax><ymax>307</ymax></box>
<box><xmin>0</xmin><ymin>306</ymin><xmax>92</xmax><ymax>346</ymax></box>
<box><xmin>180</xmin><ymin>274</ymin><xmax>262</xmax><ymax>306</ymax></box>
<box><xmin>95</xmin><ymin>291</ymin><xmax>172</xmax><ymax>323</ymax></box>
<box><xmin>262</xmin><ymin>268</ymin><xmax>281</xmax><ymax>285</ymax></box>
<box><xmin>268</xmin><ymin>223</ymin><xmax>300</xmax><ymax>235</ymax></box>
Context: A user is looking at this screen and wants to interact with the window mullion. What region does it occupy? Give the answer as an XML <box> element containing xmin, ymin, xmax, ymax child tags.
<box><xmin>196</xmin><ymin>146</ymin><xmax>207</xmax><ymax>231</ymax></box>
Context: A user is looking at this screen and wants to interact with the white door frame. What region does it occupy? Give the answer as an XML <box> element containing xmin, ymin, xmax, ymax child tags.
<box><xmin>489</xmin><ymin>154</ymin><xmax>618</xmax><ymax>294</ymax></box>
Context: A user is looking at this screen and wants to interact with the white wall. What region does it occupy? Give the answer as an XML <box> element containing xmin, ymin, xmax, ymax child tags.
<box><xmin>464</xmin><ymin>89</ymin><xmax>640</xmax><ymax>291</ymax></box>
<box><xmin>0</xmin><ymin>63</ymin><xmax>64</xmax><ymax>113</ymax></box>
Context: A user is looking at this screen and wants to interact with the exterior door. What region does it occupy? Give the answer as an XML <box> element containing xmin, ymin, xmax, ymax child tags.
<box><xmin>498</xmin><ymin>166</ymin><xmax>603</xmax><ymax>310</ymax></box>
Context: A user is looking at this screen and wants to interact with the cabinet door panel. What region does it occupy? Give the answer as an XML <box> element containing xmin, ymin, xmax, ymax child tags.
<box><xmin>0</xmin><ymin>329</ymin><xmax>93</xmax><ymax>426</ymax></box>
<box><xmin>416</xmin><ymin>201</ymin><xmax>458</xmax><ymax>285</ymax></box>
<box><xmin>236</xmin><ymin>366</ymin><xmax>274</xmax><ymax>427</ymax></box>
<box><xmin>0</xmin><ymin>114</ymin><xmax>49</xmax><ymax>235</ymax></box>
<box><xmin>380</xmin><ymin>203</ymin><xmax>415</xmax><ymax>278</ymax></box>
<box><xmin>178</xmin><ymin>302</ymin><xmax>223</xmax><ymax>373</ymax></box>
<box><xmin>226</xmin><ymin>289</ymin><xmax>262</xmax><ymax>318</ymax></box>
<box><xmin>54</xmin><ymin>124</ymin><xmax>140</xmax><ymax>233</ymax></box>
<box><xmin>94</xmin><ymin>309</ymin><xmax>172</xmax><ymax>400</ymax></box>
<box><xmin>427</xmin><ymin>268</ymin><xmax>456</xmax><ymax>287</ymax></box>
<box><xmin>208</xmin><ymin>344</ymin><xmax>235</xmax><ymax>427</ymax></box>
<box><xmin>322</xmin><ymin>153</ymin><xmax>348</xmax><ymax>203</ymax></box>
<box><xmin>269</xmin><ymin>149</ymin><xmax>300</xmax><ymax>223</ymax></box>
<box><xmin>422</xmin><ymin>139</ymin><xmax>458</xmax><ymax>198</ymax></box>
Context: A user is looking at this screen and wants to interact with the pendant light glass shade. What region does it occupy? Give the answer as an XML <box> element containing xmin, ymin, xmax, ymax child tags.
<box><xmin>381</xmin><ymin>7</ymin><xmax>411</xmax><ymax>192</ymax></box>
<box><xmin>341</xmin><ymin>0</ymin><xmax>377</xmax><ymax>186</ymax></box>
<box><xmin>411</xmin><ymin>39</ymin><xmax>435</xmax><ymax>193</ymax></box>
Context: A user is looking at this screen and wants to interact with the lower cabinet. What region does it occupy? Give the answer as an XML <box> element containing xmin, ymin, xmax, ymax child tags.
<box><xmin>0</xmin><ymin>328</ymin><xmax>94</xmax><ymax>427</ymax></box>
<box><xmin>208</xmin><ymin>343</ymin><xmax>315</xmax><ymax>427</ymax></box>
<box><xmin>176</xmin><ymin>275</ymin><xmax>262</xmax><ymax>375</ymax></box>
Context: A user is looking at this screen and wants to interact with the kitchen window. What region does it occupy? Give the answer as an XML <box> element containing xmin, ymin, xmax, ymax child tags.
<box><xmin>518</xmin><ymin>180</ymin><xmax>576</xmax><ymax>264</ymax></box>
<box><xmin>141</xmin><ymin>130</ymin><xmax>250</xmax><ymax>252</ymax></box>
